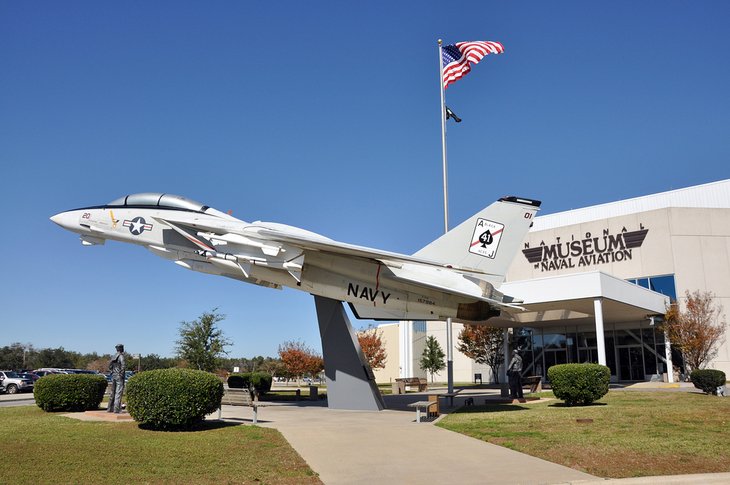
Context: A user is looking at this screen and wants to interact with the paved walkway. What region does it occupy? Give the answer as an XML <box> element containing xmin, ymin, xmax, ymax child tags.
<box><xmin>219</xmin><ymin>388</ymin><xmax>594</xmax><ymax>485</ymax></box>
<box><xmin>214</xmin><ymin>385</ymin><xmax>730</xmax><ymax>485</ymax></box>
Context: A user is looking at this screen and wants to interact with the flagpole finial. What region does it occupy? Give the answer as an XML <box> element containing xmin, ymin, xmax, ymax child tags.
<box><xmin>438</xmin><ymin>39</ymin><xmax>443</xmax><ymax>45</ymax></box>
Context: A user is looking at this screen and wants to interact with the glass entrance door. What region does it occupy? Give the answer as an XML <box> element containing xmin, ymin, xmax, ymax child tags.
<box><xmin>544</xmin><ymin>349</ymin><xmax>567</xmax><ymax>371</ymax></box>
<box><xmin>578</xmin><ymin>348</ymin><xmax>598</xmax><ymax>364</ymax></box>
<box><xmin>618</xmin><ymin>346</ymin><xmax>644</xmax><ymax>381</ymax></box>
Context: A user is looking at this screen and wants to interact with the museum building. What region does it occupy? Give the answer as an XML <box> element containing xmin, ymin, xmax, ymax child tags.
<box><xmin>374</xmin><ymin>179</ymin><xmax>730</xmax><ymax>384</ymax></box>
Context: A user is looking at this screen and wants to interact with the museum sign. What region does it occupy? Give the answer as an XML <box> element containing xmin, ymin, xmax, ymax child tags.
<box><xmin>522</xmin><ymin>225</ymin><xmax>648</xmax><ymax>272</ymax></box>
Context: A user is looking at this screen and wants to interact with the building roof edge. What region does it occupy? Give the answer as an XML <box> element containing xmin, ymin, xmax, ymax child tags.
<box><xmin>533</xmin><ymin>179</ymin><xmax>730</xmax><ymax>231</ymax></box>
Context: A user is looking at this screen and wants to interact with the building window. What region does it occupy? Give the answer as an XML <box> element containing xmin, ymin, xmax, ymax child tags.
<box><xmin>627</xmin><ymin>274</ymin><xmax>677</xmax><ymax>301</ymax></box>
<box><xmin>649</xmin><ymin>275</ymin><xmax>677</xmax><ymax>301</ymax></box>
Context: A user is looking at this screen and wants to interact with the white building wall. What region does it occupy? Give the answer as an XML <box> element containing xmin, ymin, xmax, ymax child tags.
<box><xmin>507</xmin><ymin>201</ymin><xmax>730</xmax><ymax>375</ymax></box>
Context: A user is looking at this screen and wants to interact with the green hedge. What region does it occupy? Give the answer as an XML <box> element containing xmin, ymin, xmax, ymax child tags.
<box><xmin>548</xmin><ymin>363</ymin><xmax>610</xmax><ymax>406</ymax></box>
<box><xmin>690</xmin><ymin>369</ymin><xmax>726</xmax><ymax>395</ymax></box>
<box><xmin>125</xmin><ymin>368</ymin><xmax>223</xmax><ymax>430</ymax></box>
<box><xmin>227</xmin><ymin>372</ymin><xmax>272</xmax><ymax>394</ymax></box>
<box><xmin>34</xmin><ymin>374</ymin><xmax>108</xmax><ymax>412</ymax></box>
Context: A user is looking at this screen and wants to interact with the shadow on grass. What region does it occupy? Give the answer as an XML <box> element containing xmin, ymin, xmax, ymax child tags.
<box><xmin>452</xmin><ymin>404</ymin><xmax>530</xmax><ymax>414</ymax></box>
<box><xmin>547</xmin><ymin>401</ymin><xmax>608</xmax><ymax>408</ymax></box>
<box><xmin>137</xmin><ymin>419</ymin><xmax>245</xmax><ymax>432</ymax></box>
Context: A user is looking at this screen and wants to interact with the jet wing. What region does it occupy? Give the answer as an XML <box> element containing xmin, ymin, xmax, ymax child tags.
<box><xmin>252</xmin><ymin>226</ymin><xmax>522</xmax><ymax>311</ymax></box>
<box><xmin>249</xmin><ymin>226</ymin><xmax>497</xmax><ymax>276</ymax></box>
<box><xmin>152</xmin><ymin>215</ymin><xmax>496</xmax><ymax>276</ymax></box>
<box><xmin>152</xmin><ymin>217</ymin><xmax>521</xmax><ymax>311</ymax></box>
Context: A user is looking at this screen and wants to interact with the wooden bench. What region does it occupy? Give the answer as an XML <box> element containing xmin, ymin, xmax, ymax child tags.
<box><xmin>407</xmin><ymin>397</ymin><xmax>439</xmax><ymax>423</ymax></box>
<box><xmin>394</xmin><ymin>377</ymin><xmax>428</xmax><ymax>394</ymax></box>
<box><xmin>219</xmin><ymin>388</ymin><xmax>269</xmax><ymax>424</ymax></box>
<box><xmin>523</xmin><ymin>376</ymin><xmax>542</xmax><ymax>393</ymax></box>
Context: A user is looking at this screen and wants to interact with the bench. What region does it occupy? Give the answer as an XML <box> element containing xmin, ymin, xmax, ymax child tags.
<box><xmin>219</xmin><ymin>388</ymin><xmax>269</xmax><ymax>424</ymax></box>
<box><xmin>393</xmin><ymin>377</ymin><xmax>428</xmax><ymax>394</ymax></box>
<box><xmin>522</xmin><ymin>376</ymin><xmax>542</xmax><ymax>393</ymax></box>
<box><xmin>407</xmin><ymin>397</ymin><xmax>439</xmax><ymax>423</ymax></box>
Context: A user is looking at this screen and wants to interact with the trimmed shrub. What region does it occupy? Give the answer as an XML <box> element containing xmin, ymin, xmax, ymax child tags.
<box><xmin>34</xmin><ymin>374</ymin><xmax>108</xmax><ymax>412</ymax></box>
<box><xmin>249</xmin><ymin>372</ymin><xmax>273</xmax><ymax>394</ymax></box>
<box><xmin>227</xmin><ymin>372</ymin><xmax>272</xmax><ymax>394</ymax></box>
<box><xmin>690</xmin><ymin>369</ymin><xmax>726</xmax><ymax>395</ymax></box>
<box><xmin>125</xmin><ymin>368</ymin><xmax>223</xmax><ymax>430</ymax></box>
<box><xmin>548</xmin><ymin>363</ymin><xmax>610</xmax><ymax>406</ymax></box>
<box><xmin>227</xmin><ymin>374</ymin><xmax>246</xmax><ymax>389</ymax></box>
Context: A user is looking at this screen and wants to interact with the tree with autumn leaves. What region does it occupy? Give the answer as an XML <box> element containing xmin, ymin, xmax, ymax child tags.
<box><xmin>277</xmin><ymin>340</ymin><xmax>324</xmax><ymax>383</ymax></box>
<box><xmin>357</xmin><ymin>326</ymin><xmax>387</xmax><ymax>371</ymax></box>
<box><xmin>457</xmin><ymin>324</ymin><xmax>504</xmax><ymax>384</ymax></box>
<box><xmin>663</xmin><ymin>290</ymin><xmax>726</xmax><ymax>373</ymax></box>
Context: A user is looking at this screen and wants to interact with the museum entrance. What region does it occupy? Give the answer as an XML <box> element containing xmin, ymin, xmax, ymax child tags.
<box><xmin>515</xmin><ymin>323</ymin><xmax>669</xmax><ymax>383</ymax></box>
<box><xmin>617</xmin><ymin>346</ymin><xmax>644</xmax><ymax>381</ymax></box>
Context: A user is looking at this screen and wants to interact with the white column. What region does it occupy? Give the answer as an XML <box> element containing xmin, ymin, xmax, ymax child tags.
<box><xmin>446</xmin><ymin>318</ymin><xmax>453</xmax><ymax>392</ymax></box>
<box><xmin>594</xmin><ymin>298</ymin><xmax>607</xmax><ymax>366</ymax></box>
<box><xmin>399</xmin><ymin>321</ymin><xmax>412</xmax><ymax>378</ymax></box>
<box><xmin>664</xmin><ymin>331</ymin><xmax>674</xmax><ymax>383</ymax></box>
<box><xmin>501</xmin><ymin>328</ymin><xmax>510</xmax><ymax>383</ymax></box>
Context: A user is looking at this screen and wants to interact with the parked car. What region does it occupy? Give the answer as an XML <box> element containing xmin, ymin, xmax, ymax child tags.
<box><xmin>0</xmin><ymin>370</ymin><xmax>34</xmax><ymax>394</ymax></box>
<box><xmin>32</xmin><ymin>369</ymin><xmax>64</xmax><ymax>376</ymax></box>
<box><xmin>17</xmin><ymin>372</ymin><xmax>40</xmax><ymax>382</ymax></box>
<box><xmin>104</xmin><ymin>371</ymin><xmax>134</xmax><ymax>382</ymax></box>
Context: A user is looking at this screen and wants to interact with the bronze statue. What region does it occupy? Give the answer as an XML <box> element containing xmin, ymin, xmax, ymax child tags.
<box><xmin>108</xmin><ymin>344</ymin><xmax>126</xmax><ymax>413</ymax></box>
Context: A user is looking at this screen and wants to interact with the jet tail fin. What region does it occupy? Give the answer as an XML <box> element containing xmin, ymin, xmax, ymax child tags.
<box><xmin>413</xmin><ymin>197</ymin><xmax>540</xmax><ymax>284</ymax></box>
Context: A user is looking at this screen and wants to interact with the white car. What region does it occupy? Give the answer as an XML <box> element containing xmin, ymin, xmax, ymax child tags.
<box><xmin>0</xmin><ymin>371</ymin><xmax>34</xmax><ymax>394</ymax></box>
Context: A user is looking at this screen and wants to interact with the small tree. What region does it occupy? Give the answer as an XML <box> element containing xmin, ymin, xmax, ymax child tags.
<box><xmin>278</xmin><ymin>341</ymin><xmax>322</xmax><ymax>383</ymax></box>
<box><xmin>258</xmin><ymin>359</ymin><xmax>286</xmax><ymax>377</ymax></box>
<box><xmin>663</xmin><ymin>290</ymin><xmax>726</xmax><ymax>372</ymax></box>
<box><xmin>358</xmin><ymin>326</ymin><xmax>388</xmax><ymax>371</ymax></box>
<box><xmin>175</xmin><ymin>309</ymin><xmax>232</xmax><ymax>372</ymax></box>
<box><xmin>420</xmin><ymin>336</ymin><xmax>446</xmax><ymax>383</ymax></box>
<box><xmin>305</xmin><ymin>354</ymin><xmax>324</xmax><ymax>380</ymax></box>
<box><xmin>457</xmin><ymin>325</ymin><xmax>504</xmax><ymax>384</ymax></box>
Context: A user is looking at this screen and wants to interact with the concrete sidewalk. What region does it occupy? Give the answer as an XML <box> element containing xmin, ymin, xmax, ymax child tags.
<box><xmin>217</xmin><ymin>390</ymin><xmax>596</xmax><ymax>485</ymax></box>
<box><xmin>213</xmin><ymin>386</ymin><xmax>730</xmax><ymax>485</ymax></box>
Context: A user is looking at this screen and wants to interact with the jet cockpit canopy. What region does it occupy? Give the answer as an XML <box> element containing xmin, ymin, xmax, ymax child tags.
<box><xmin>107</xmin><ymin>193</ymin><xmax>209</xmax><ymax>213</ymax></box>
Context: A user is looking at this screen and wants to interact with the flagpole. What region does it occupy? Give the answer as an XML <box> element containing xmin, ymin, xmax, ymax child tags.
<box><xmin>438</xmin><ymin>38</ymin><xmax>454</xmax><ymax>395</ymax></box>
<box><xmin>438</xmin><ymin>39</ymin><xmax>449</xmax><ymax>233</ymax></box>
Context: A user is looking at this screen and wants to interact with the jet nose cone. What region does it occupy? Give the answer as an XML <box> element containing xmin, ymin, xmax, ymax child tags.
<box><xmin>50</xmin><ymin>211</ymin><xmax>77</xmax><ymax>230</ymax></box>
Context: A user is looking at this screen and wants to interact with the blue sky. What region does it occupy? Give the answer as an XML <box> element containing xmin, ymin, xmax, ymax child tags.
<box><xmin>2</xmin><ymin>1</ymin><xmax>729</xmax><ymax>359</ymax></box>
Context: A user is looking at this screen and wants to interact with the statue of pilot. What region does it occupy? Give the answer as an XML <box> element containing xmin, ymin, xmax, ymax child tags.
<box><xmin>108</xmin><ymin>344</ymin><xmax>126</xmax><ymax>413</ymax></box>
<box><xmin>508</xmin><ymin>349</ymin><xmax>524</xmax><ymax>400</ymax></box>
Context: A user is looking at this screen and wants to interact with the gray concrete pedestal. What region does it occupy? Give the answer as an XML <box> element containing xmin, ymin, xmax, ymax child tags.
<box><xmin>314</xmin><ymin>296</ymin><xmax>385</xmax><ymax>411</ymax></box>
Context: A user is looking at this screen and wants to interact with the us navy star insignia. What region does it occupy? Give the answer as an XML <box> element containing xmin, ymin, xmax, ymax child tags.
<box><xmin>123</xmin><ymin>217</ymin><xmax>153</xmax><ymax>236</ymax></box>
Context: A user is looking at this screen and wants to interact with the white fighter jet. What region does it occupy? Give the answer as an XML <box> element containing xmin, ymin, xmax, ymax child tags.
<box><xmin>50</xmin><ymin>193</ymin><xmax>540</xmax><ymax>323</ymax></box>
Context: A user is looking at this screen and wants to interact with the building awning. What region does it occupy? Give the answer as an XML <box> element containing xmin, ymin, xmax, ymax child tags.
<box><xmin>489</xmin><ymin>271</ymin><xmax>670</xmax><ymax>328</ymax></box>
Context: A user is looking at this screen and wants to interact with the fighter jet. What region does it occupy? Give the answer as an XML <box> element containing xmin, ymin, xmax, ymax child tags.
<box><xmin>50</xmin><ymin>193</ymin><xmax>540</xmax><ymax>323</ymax></box>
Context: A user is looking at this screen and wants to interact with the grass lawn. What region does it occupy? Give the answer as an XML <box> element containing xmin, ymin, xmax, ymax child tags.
<box><xmin>438</xmin><ymin>391</ymin><xmax>730</xmax><ymax>478</ymax></box>
<box><xmin>0</xmin><ymin>406</ymin><xmax>320</xmax><ymax>485</ymax></box>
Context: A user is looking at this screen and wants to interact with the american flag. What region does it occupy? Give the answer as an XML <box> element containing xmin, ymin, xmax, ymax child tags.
<box><xmin>442</xmin><ymin>41</ymin><xmax>504</xmax><ymax>88</ymax></box>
